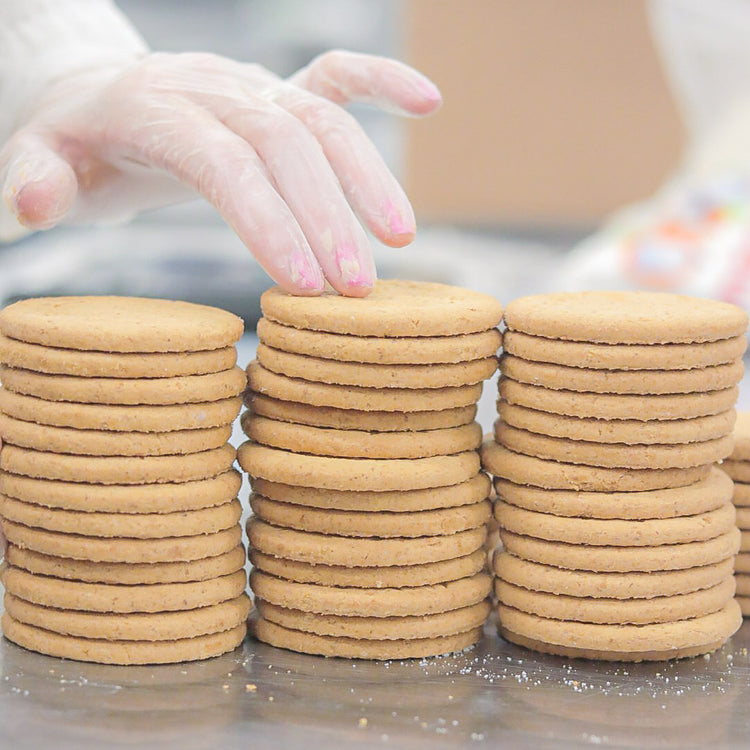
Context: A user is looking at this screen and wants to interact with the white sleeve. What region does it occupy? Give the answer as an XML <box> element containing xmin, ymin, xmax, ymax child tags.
<box><xmin>0</xmin><ymin>0</ymin><xmax>149</xmax><ymax>144</ymax></box>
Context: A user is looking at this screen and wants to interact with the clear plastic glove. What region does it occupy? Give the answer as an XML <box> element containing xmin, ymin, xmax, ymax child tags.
<box><xmin>0</xmin><ymin>50</ymin><xmax>441</xmax><ymax>296</ymax></box>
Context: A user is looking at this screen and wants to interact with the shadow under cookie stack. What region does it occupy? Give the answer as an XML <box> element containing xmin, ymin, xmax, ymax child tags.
<box><xmin>722</xmin><ymin>411</ymin><xmax>750</xmax><ymax>617</ymax></box>
<box><xmin>0</xmin><ymin>297</ymin><xmax>249</xmax><ymax>664</ymax></box>
<box><xmin>482</xmin><ymin>291</ymin><xmax>747</xmax><ymax>661</ymax></box>
<box><xmin>238</xmin><ymin>280</ymin><xmax>503</xmax><ymax>659</ymax></box>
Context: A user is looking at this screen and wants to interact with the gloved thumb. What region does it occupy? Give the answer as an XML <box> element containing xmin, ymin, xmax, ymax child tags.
<box><xmin>1</xmin><ymin>135</ymin><xmax>78</xmax><ymax>232</ymax></box>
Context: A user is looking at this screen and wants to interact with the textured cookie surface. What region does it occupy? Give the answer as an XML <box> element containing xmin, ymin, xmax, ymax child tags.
<box><xmin>250</xmin><ymin>473</ymin><xmax>491</xmax><ymax>512</ymax></box>
<box><xmin>0</xmin><ymin>496</ymin><xmax>242</xmax><ymax>538</ymax></box>
<box><xmin>481</xmin><ymin>440</ymin><xmax>711</xmax><ymax>492</ymax></box>
<box><xmin>256</xmin><ymin>343</ymin><xmax>497</xmax><ymax>389</ymax></box>
<box><xmin>7</xmin><ymin>544</ymin><xmax>246</xmax><ymax>584</ymax></box>
<box><xmin>255</xmin><ymin>599</ymin><xmax>490</xmax><ymax>640</ymax></box>
<box><xmin>246</xmin><ymin>361</ymin><xmax>482</xmax><ymax>412</ymax></box>
<box><xmin>0</xmin><ymin>414</ymin><xmax>231</xmax><ymax>456</ymax></box>
<box><xmin>261</xmin><ymin>280</ymin><xmax>503</xmax><ymax>337</ymax></box>
<box><xmin>239</xmin><ymin>441</ymin><xmax>480</xmax><ymax>491</ymax></box>
<box><xmin>493</xmin><ymin>467</ymin><xmax>733</xmax><ymax>519</ymax></box>
<box><xmin>257</xmin><ymin>317</ymin><xmax>502</xmax><ymax>364</ymax></box>
<box><xmin>0</xmin><ymin>389</ymin><xmax>242</xmax><ymax>432</ymax></box>
<box><xmin>495</xmin><ymin>577</ymin><xmax>734</xmax><ymax>624</ymax></box>
<box><xmin>499</xmin><ymin>527</ymin><xmax>740</xmax><ymax>572</ymax></box>
<box><xmin>242</xmin><ymin>413</ymin><xmax>482</xmax><ymax>459</ymax></box>
<box><xmin>4</xmin><ymin>593</ymin><xmax>251</xmax><ymax>641</ymax></box>
<box><xmin>252</xmin><ymin>617</ymin><xmax>482</xmax><ymax>660</ymax></box>
<box><xmin>0</xmin><ymin>332</ymin><xmax>237</xmax><ymax>377</ymax></box>
<box><xmin>730</xmin><ymin>411</ymin><xmax>750</xmax><ymax>460</ymax></box>
<box><xmin>494</xmin><ymin>422</ymin><xmax>733</xmax><ymax>469</ymax></box>
<box><xmin>0</xmin><ymin>365</ymin><xmax>247</xmax><ymax>405</ymax></box>
<box><xmin>246</xmin><ymin>393</ymin><xmax>477</xmax><ymax>432</ymax></box>
<box><xmin>1</xmin><ymin>520</ymin><xmax>242</xmax><ymax>563</ymax></box>
<box><xmin>250</xmin><ymin>548</ymin><xmax>487</xmax><ymax>589</ymax></box>
<box><xmin>502</xmin><ymin>292</ymin><xmax>748</xmax><ymax>344</ymax></box>
<box><xmin>247</xmin><ymin>518</ymin><xmax>486</xmax><ymax>567</ymax></box>
<box><xmin>502</xmin><ymin>330</ymin><xmax>747</xmax><ymax>370</ymax></box>
<box><xmin>497</xmin><ymin>600</ymin><xmax>742</xmax><ymax>661</ymax></box>
<box><xmin>2</xmin><ymin>613</ymin><xmax>246</xmax><ymax>664</ymax></box>
<box><xmin>250</xmin><ymin>494</ymin><xmax>490</xmax><ymax>538</ymax></box>
<box><xmin>499</xmin><ymin>379</ymin><xmax>739</xmax><ymax>421</ymax></box>
<box><xmin>0</xmin><ymin>296</ymin><xmax>244</xmax><ymax>352</ymax></box>
<box><xmin>499</xmin><ymin>354</ymin><xmax>744</xmax><ymax>395</ymax></box>
<box><xmin>495</xmin><ymin>500</ymin><xmax>736</xmax><ymax>546</ymax></box>
<box><xmin>0</xmin><ymin>469</ymin><xmax>241</xmax><ymax>513</ymax></box>
<box><xmin>493</xmin><ymin>551</ymin><xmax>734</xmax><ymax>599</ymax></box>
<box><xmin>497</xmin><ymin>402</ymin><xmax>736</xmax><ymax>445</ymax></box>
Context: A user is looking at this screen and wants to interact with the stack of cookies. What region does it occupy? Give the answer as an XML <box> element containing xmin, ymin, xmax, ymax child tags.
<box><xmin>0</xmin><ymin>296</ymin><xmax>250</xmax><ymax>664</ymax></box>
<box><xmin>721</xmin><ymin>411</ymin><xmax>750</xmax><ymax>617</ymax></box>
<box><xmin>238</xmin><ymin>280</ymin><xmax>503</xmax><ymax>659</ymax></box>
<box><xmin>482</xmin><ymin>291</ymin><xmax>747</xmax><ymax>660</ymax></box>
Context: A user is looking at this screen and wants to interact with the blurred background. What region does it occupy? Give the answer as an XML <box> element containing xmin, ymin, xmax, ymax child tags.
<box><xmin>3</xmin><ymin>0</ymin><xmax>750</xmax><ymax>329</ymax></box>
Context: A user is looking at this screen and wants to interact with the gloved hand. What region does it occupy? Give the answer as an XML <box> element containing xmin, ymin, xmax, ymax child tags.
<box><xmin>0</xmin><ymin>50</ymin><xmax>441</xmax><ymax>296</ymax></box>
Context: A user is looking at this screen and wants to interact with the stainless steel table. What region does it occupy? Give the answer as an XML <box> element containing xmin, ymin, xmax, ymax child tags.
<box><xmin>1</xmin><ymin>613</ymin><xmax>748</xmax><ymax>750</ymax></box>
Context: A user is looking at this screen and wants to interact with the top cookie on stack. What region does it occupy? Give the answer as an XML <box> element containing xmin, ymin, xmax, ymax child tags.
<box><xmin>240</xmin><ymin>280</ymin><xmax>503</xmax><ymax>660</ymax></box>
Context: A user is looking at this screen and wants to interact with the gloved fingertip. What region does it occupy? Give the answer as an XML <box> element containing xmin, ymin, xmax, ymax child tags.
<box><xmin>379</xmin><ymin>198</ymin><xmax>416</xmax><ymax>247</ymax></box>
<box><xmin>287</xmin><ymin>251</ymin><xmax>326</xmax><ymax>295</ymax></box>
<box><xmin>330</xmin><ymin>242</ymin><xmax>376</xmax><ymax>297</ymax></box>
<box><xmin>10</xmin><ymin>172</ymin><xmax>76</xmax><ymax>230</ymax></box>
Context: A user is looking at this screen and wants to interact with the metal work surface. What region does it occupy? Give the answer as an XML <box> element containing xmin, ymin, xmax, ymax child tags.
<box><xmin>0</xmin><ymin>614</ymin><xmax>748</xmax><ymax>750</ymax></box>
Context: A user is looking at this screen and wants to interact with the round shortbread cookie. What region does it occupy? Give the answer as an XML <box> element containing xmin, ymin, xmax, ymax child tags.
<box><xmin>249</xmin><ymin>548</ymin><xmax>488</xmax><ymax>588</ymax></box>
<box><xmin>499</xmin><ymin>378</ymin><xmax>739</xmax><ymax>421</ymax></box>
<box><xmin>720</xmin><ymin>460</ymin><xmax>750</xmax><ymax>482</ymax></box>
<box><xmin>1</xmin><ymin>521</ymin><xmax>242</xmax><ymax>563</ymax></box>
<box><xmin>256</xmin><ymin>343</ymin><xmax>497</xmax><ymax>389</ymax></box>
<box><xmin>0</xmin><ymin>296</ymin><xmax>244</xmax><ymax>352</ymax></box>
<box><xmin>245</xmin><ymin>392</ymin><xmax>477</xmax><ymax>432</ymax></box>
<box><xmin>480</xmin><ymin>440</ymin><xmax>711</xmax><ymax>491</ymax></box>
<box><xmin>2</xmin><ymin>567</ymin><xmax>247</xmax><ymax>613</ymax></box>
<box><xmin>6</xmin><ymin>544</ymin><xmax>246</xmax><ymax>584</ymax></box>
<box><xmin>502</xmin><ymin>329</ymin><xmax>747</xmax><ymax>370</ymax></box>
<box><xmin>2</xmin><ymin>614</ymin><xmax>246</xmax><ymax>664</ymax></box>
<box><xmin>247</xmin><ymin>518</ymin><xmax>486</xmax><ymax>567</ymax></box>
<box><xmin>251</xmin><ymin>617</ymin><xmax>482</xmax><ymax>660</ymax></box>
<box><xmin>1</xmin><ymin>443</ymin><xmax>236</xmax><ymax>484</ymax></box>
<box><xmin>0</xmin><ymin>365</ymin><xmax>247</xmax><ymax>405</ymax></box>
<box><xmin>242</xmin><ymin>413</ymin><xmax>483</xmax><ymax>459</ymax></box>
<box><xmin>493</xmin><ymin>467</ymin><xmax>733</xmax><ymax>520</ymax></box>
<box><xmin>494</xmin><ymin>423</ymin><xmax>733</xmax><ymax>469</ymax></box>
<box><xmin>250</xmin><ymin>569</ymin><xmax>492</xmax><ymax>617</ymax></box>
<box><xmin>495</xmin><ymin>578</ymin><xmax>735</xmax><ymax>625</ymax></box>
<box><xmin>260</xmin><ymin>280</ymin><xmax>503</xmax><ymax>337</ymax></box>
<box><xmin>735</xmin><ymin>553</ymin><xmax>750</xmax><ymax>573</ymax></box>
<box><xmin>499</xmin><ymin>527</ymin><xmax>740</xmax><ymax>572</ymax></box>
<box><xmin>0</xmin><ymin>414</ymin><xmax>232</xmax><ymax>456</ymax></box>
<box><xmin>738</xmin><ymin>597</ymin><xmax>750</xmax><ymax>617</ymax></box>
<box><xmin>246</xmin><ymin>361</ymin><xmax>483</xmax><ymax>413</ymax></box>
<box><xmin>0</xmin><ymin>469</ymin><xmax>241</xmax><ymax>513</ymax></box>
<box><xmin>257</xmin><ymin>317</ymin><xmax>502</xmax><ymax>364</ymax></box>
<box><xmin>502</xmin><ymin>291</ymin><xmax>748</xmax><ymax>344</ymax></box>
<box><xmin>250</xmin><ymin>473</ymin><xmax>491</xmax><ymax>512</ymax></box>
<box><xmin>493</xmin><ymin>551</ymin><xmax>735</xmax><ymax>599</ymax></box>
<box><xmin>497</xmin><ymin>402</ymin><xmax>736</xmax><ymax>445</ymax></box>
<box><xmin>256</xmin><ymin>599</ymin><xmax>491</xmax><ymax>640</ymax></box>
<box><xmin>735</xmin><ymin>507</ymin><xmax>750</xmax><ymax>528</ymax></box>
<box><xmin>0</xmin><ymin>497</ymin><xmax>242</xmax><ymax>538</ymax></box>
<box><xmin>0</xmin><ymin>331</ymin><xmax>237</xmax><ymax>377</ymax></box>
<box><xmin>499</xmin><ymin>354</ymin><xmax>744</xmax><ymax>395</ymax></box>
<box><xmin>238</xmin><ymin>441</ymin><xmax>480</xmax><ymax>491</ymax></box>
<box><xmin>733</xmin><ymin>482</ymin><xmax>750</xmax><ymax>507</ymax></box>
<box><xmin>730</xmin><ymin>411</ymin><xmax>750</xmax><ymax>459</ymax></box>
<box><xmin>497</xmin><ymin>599</ymin><xmax>742</xmax><ymax>660</ymax></box>
<box><xmin>0</xmin><ymin>389</ymin><xmax>242</xmax><ymax>432</ymax></box>
<box><xmin>4</xmin><ymin>592</ymin><xmax>252</xmax><ymax>641</ymax></box>
<box><xmin>735</xmin><ymin>574</ymin><xmax>750</xmax><ymax>596</ymax></box>
<box><xmin>495</xmin><ymin>500</ymin><xmax>736</xmax><ymax>546</ymax></box>
<box><xmin>250</xmin><ymin>494</ymin><xmax>491</xmax><ymax>538</ymax></box>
